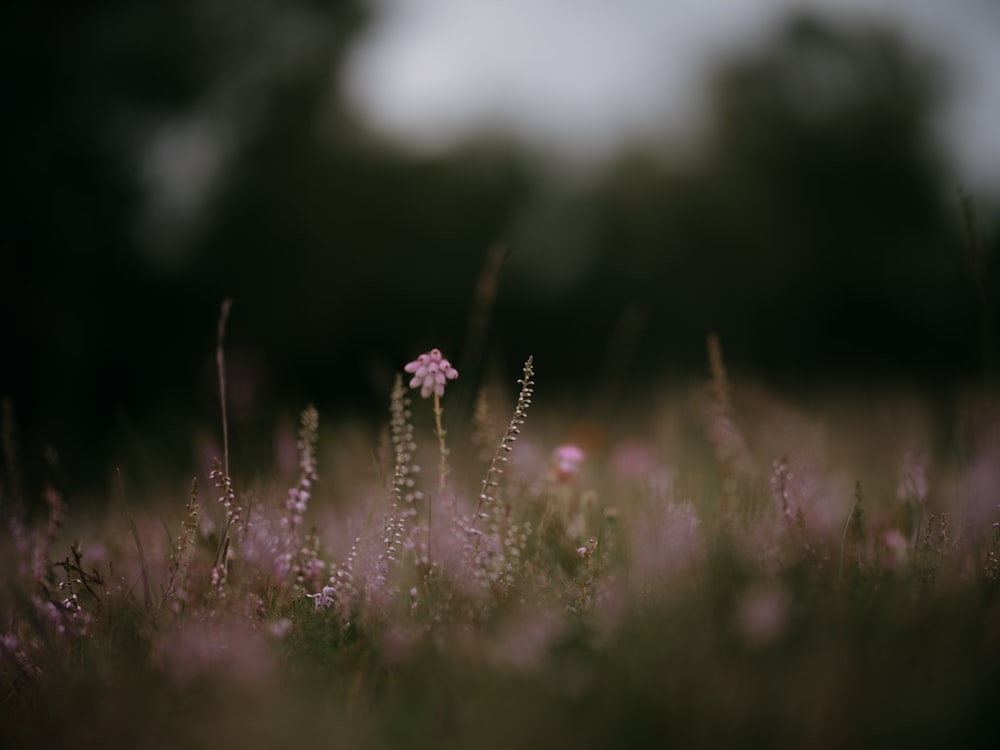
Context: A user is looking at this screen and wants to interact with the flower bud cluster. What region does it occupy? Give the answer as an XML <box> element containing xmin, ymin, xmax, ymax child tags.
<box><xmin>309</xmin><ymin>537</ymin><xmax>359</xmax><ymax>618</ymax></box>
<box><xmin>404</xmin><ymin>348</ymin><xmax>459</xmax><ymax>398</ymax></box>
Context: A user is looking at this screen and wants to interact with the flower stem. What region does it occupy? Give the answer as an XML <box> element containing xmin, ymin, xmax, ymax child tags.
<box><xmin>433</xmin><ymin>392</ymin><xmax>448</xmax><ymax>495</ymax></box>
<box><xmin>432</xmin><ymin>391</ymin><xmax>448</xmax><ymax>565</ymax></box>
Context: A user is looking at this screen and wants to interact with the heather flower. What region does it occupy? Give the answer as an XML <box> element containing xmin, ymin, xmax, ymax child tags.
<box><xmin>0</xmin><ymin>633</ymin><xmax>39</xmax><ymax>680</ymax></box>
<box><xmin>880</xmin><ymin>528</ymin><xmax>910</xmax><ymax>572</ymax></box>
<box><xmin>770</xmin><ymin>456</ymin><xmax>794</xmax><ymax>521</ymax></box>
<box><xmin>629</xmin><ymin>501</ymin><xmax>704</xmax><ymax>597</ymax></box>
<box><xmin>611</xmin><ymin>440</ymin><xmax>655</xmax><ymax>479</ymax></box>
<box><xmin>462</xmin><ymin>357</ymin><xmax>535</xmax><ymax>596</ymax></box>
<box><xmin>404</xmin><ymin>348</ymin><xmax>459</xmax><ymax>398</ymax></box>
<box><xmin>268</xmin><ymin>618</ymin><xmax>292</xmax><ymax>638</ymax></box>
<box><xmin>552</xmin><ymin>444</ymin><xmax>584</xmax><ymax>480</ymax></box>
<box><xmin>154</xmin><ymin>615</ymin><xmax>275</xmax><ymax>683</ymax></box>
<box><xmin>402</xmin><ymin>348</ymin><xmax>459</xmax><ymax>554</ymax></box>
<box><xmin>488</xmin><ymin>606</ymin><xmax>565</xmax><ymax>673</ymax></box>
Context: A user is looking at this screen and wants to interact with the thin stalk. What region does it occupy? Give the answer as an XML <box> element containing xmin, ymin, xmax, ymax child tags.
<box><xmin>839</xmin><ymin>482</ymin><xmax>863</xmax><ymax>583</ymax></box>
<box><xmin>431</xmin><ymin>391</ymin><xmax>449</xmax><ymax>564</ymax></box>
<box><xmin>217</xmin><ymin>298</ymin><xmax>232</xmax><ymax>478</ymax></box>
<box><xmin>433</xmin><ymin>392</ymin><xmax>448</xmax><ymax>495</ymax></box>
<box><xmin>117</xmin><ymin>469</ymin><xmax>153</xmax><ymax>611</ymax></box>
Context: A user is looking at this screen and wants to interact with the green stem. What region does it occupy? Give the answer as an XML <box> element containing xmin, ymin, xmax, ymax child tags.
<box><xmin>839</xmin><ymin>482</ymin><xmax>863</xmax><ymax>583</ymax></box>
<box><xmin>838</xmin><ymin>506</ymin><xmax>853</xmax><ymax>583</ymax></box>
<box><xmin>432</xmin><ymin>392</ymin><xmax>448</xmax><ymax>566</ymax></box>
<box><xmin>434</xmin><ymin>392</ymin><xmax>447</xmax><ymax>495</ymax></box>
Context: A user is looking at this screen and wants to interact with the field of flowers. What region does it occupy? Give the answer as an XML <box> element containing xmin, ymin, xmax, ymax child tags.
<box><xmin>2</xmin><ymin>334</ymin><xmax>999</xmax><ymax>749</ymax></box>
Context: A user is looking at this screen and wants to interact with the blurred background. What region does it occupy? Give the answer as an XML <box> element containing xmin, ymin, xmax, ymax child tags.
<box><xmin>2</xmin><ymin>0</ymin><xmax>998</xmax><ymax>501</ymax></box>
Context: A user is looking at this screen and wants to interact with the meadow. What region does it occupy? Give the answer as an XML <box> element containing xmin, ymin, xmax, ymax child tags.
<box><xmin>2</xmin><ymin>330</ymin><xmax>999</xmax><ymax>749</ymax></box>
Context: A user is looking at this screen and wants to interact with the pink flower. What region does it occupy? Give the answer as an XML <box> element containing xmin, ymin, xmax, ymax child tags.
<box><xmin>552</xmin><ymin>444</ymin><xmax>584</xmax><ymax>480</ymax></box>
<box><xmin>404</xmin><ymin>348</ymin><xmax>459</xmax><ymax>398</ymax></box>
<box><xmin>611</xmin><ymin>440</ymin><xmax>655</xmax><ymax>479</ymax></box>
<box><xmin>880</xmin><ymin>529</ymin><xmax>910</xmax><ymax>572</ymax></box>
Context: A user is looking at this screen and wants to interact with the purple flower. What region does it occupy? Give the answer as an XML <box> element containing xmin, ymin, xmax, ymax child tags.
<box><xmin>404</xmin><ymin>348</ymin><xmax>459</xmax><ymax>398</ymax></box>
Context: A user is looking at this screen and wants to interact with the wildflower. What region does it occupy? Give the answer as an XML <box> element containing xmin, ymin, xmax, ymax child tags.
<box><xmin>404</xmin><ymin>348</ymin><xmax>459</xmax><ymax>398</ymax></box>
<box><xmin>403</xmin><ymin>348</ymin><xmax>460</xmax><ymax>533</ymax></box>
<box><xmin>488</xmin><ymin>605</ymin><xmax>565</xmax><ymax>673</ymax></box>
<box><xmin>770</xmin><ymin>456</ymin><xmax>794</xmax><ymax>520</ymax></box>
<box><xmin>629</xmin><ymin>502</ymin><xmax>704</xmax><ymax>594</ymax></box>
<box><xmin>880</xmin><ymin>528</ymin><xmax>910</xmax><ymax>572</ymax></box>
<box><xmin>307</xmin><ymin>585</ymin><xmax>337</xmax><ymax>611</ymax></box>
<box><xmin>611</xmin><ymin>440</ymin><xmax>655</xmax><ymax>479</ymax></box>
<box><xmin>552</xmin><ymin>444</ymin><xmax>584</xmax><ymax>481</ymax></box>
<box><xmin>267</xmin><ymin>618</ymin><xmax>292</xmax><ymax>638</ymax></box>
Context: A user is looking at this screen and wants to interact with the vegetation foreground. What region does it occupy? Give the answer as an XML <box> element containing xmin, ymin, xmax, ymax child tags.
<box><xmin>2</xmin><ymin>339</ymin><xmax>999</xmax><ymax>749</ymax></box>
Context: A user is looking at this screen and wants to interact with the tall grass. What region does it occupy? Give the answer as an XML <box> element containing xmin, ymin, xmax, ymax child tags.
<box><xmin>2</xmin><ymin>332</ymin><xmax>999</xmax><ymax>749</ymax></box>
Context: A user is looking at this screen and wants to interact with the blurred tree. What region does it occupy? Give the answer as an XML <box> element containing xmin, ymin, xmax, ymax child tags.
<box><xmin>1</xmin><ymin>5</ymin><xmax>996</xmax><ymax>503</ymax></box>
<box><xmin>0</xmin><ymin>0</ymin><xmax>375</xmax><ymax>496</ymax></box>
<box><xmin>591</xmin><ymin>12</ymin><xmax>985</xmax><ymax>385</ymax></box>
<box><xmin>1</xmin><ymin>0</ymin><xmax>538</xmax><ymax>499</ymax></box>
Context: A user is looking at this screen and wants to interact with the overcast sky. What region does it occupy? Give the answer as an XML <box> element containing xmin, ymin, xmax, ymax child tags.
<box><xmin>342</xmin><ymin>0</ymin><xmax>1000</xmax><ymax>189</ymax></box>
